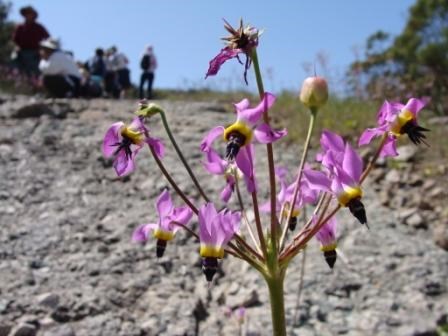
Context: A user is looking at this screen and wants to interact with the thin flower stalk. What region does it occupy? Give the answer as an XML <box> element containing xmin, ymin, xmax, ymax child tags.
<box><xmin>251</xmin><ymin>47</ymin><xmax>279</xmax><ymax>247</ymax></box>
<box><xmin>138</xmin><ymin>103</ymin><xmax>210</xmax><ymax>202</ymax></box>
<box><xmin>148</xmin><ymin>145</ymin><xmax>199</xmax><ymax>215</ymax></box>
<box><xmin>282</xmin><ymin>108</ymin><xmax>317</xmax><ymax>249</ymax></box>
<box><xmin>234</xmin><ymin>171</ymin><xmax>262</xmax><ymax>255</ymax></box>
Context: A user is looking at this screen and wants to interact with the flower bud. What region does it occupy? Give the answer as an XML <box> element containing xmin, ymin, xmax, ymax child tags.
<box><xmin>299</xmin><ymin>76</ymin><xmax>329</xmax><ymax>110</ymax></box>
<box><xmin>135</xmin><ymin>101</ymin><xmax>164</xmax><ymax>118</ymax></box>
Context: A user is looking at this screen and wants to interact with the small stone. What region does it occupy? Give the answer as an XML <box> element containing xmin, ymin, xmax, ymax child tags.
<box><xmin>433</xmin><ymin>222</ymin><xmax>448</xmax><ymax>251</ymax></box>
<box><xmin>0</xmin><ymin>324</ymin><xmax>12</xmax><ymax>336</ymax></box>
<box><xmin>37</xmin><ymin>293</ymin><xmax>60</xmax><ymax>309</ymax></box>
<box><xmin>385</xmin><ymin>169</ymin><xmax>401</xmax><ymax>183</ymax></box>
<box><xmin>398</xmin><ymin>208</ymin><xmax>417</xmax><ymax>221</ymax></box>
<box><xmin>11</xmin><ymin>323</ymin><xmax>37</xmax><ymax>336</ymax></box>
<box><xmin>42</xmin><ymin>325</ymin><xmax>76</xmax><ymax>336</ymax></box>
<box><xmin>405</xmin><ymin>213</ymin><xmax>426</xmax><ymax>229</ymax></box>
<box><xmin>50</xmin><ymin>305</ymin><xmax>71</xmax><ymax>323</ymax></box>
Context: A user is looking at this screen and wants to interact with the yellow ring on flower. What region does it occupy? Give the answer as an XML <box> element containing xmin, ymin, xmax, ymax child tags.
<box><xmin>153</xmin><ymin>229</ymin><xmax>174</xmax><ymax>241</ymax></box>
<box><xmin>337</xmin><ymin>186</ymin><xmax>363</xmax><ymax>207</ymax></box>
<box><xmin>200</xmin><ymin>245</ymin><xmax>225</xmax><ymax>259</ymax></box>
<box><xmin>121</xmin><ymin>126</ymin><xmax>144</xmax><ymax>145</ymax></box>
<box><xmin>390</xmin><ymin>109</ymin><xmax>414</xmax><ymax>136</ymax></box>
<box><xmin>320</xmin><ymin>243</ymin><xmax>337</xmax><ymax>252</ymax></box>
<box><xmin>223</xmin><ymin>121</ymin><xmax>253</xmax><ymax>146</ymax></box>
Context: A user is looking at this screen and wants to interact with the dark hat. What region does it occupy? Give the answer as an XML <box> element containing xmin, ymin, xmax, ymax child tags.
<box><xmin>20</xmin><ymin>6</ymin><xmax>38</xmax><ymax>18</ymax></box>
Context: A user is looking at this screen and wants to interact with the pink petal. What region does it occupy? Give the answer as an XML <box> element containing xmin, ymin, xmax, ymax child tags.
<box><xmin>302</xmin><ymin>169</ymin><xmax>331</xmax><ymax>192</ymax></box>
<box><xmin>220</xmin><ymin>181</ymin><xmax>234</xmax><ymax>203</ymax></box>
<box><xmin>103</xmin><ymin>122</ymin><xmax>124</xmax><ymax>157</ymax></box>
<box><xmin>320</xmin><ymin>130</ymin><xmax>345</xmax><ymax>153</ymax></box>
<box><xmin>316</xmin><ymin>216</ymin><xmax>337</xmax><ymax>246</ymax></box>
<box><xmin>113</xmin><ymin>150</ymin><xmax>134</xmax><ymax>176</ymax></box>
<box><xmin>403</xmin><ymin>98</ymin><xmax>426</xmax><ymax>118</ymax></box>
<box><xmin>147</xmin><ymin>137</ymin><xmax>165</xmax><ymax>158</ymax></box>
<box><xmin>238</xmin><ymin>92</ymin><xmax>276</xmax><ymax>124</ymax></box>
<box><xmin>358</xmin><ymin>126</ymin><xmax>387</xmax><ymax>146</ymax></box>
<box><xmin>234</xmin><ymin>98</ymin><xmax>250</xmax><ymax>112</ymax></box>
<box><xmin>342</xmin><ymin>144</ymin><xmax>363</xmax><ymax>183</ymax></box>
<box><xmin>156</xmin><ymin>190</ymin><xmax>174</xmax><ymax>218</ymax></box>
<box><xmin>201</xmin><ymin>126</ymin><xmax>225</xmax><ymax>152</ymax></box>
<box><xmin>203</xmin><ymin>149</ymin><xmax>226</xmax><ymax>174</ymax></box>
<box><xmin>198</xmin><ymin>203</ymin><xmax>218</xmax><ymax>244</ymax></box>
<box><xmin>205</xmin><ymin>47</ymin><xmax>241</xmax><ymax>78</ymax></box>
<box><xmin>236</xmin><ymin>145</ymin><xmax>256</xmax><ymax>192</ymax></box>
<box><xmin>254</xmin><ymin>123</ymin><xmax>287</xmax><ymax>144</ymax></box>
<box><xmin>132</xmin><ymin>223</ymin><xmax>156</xmax><ymax>243</ymax></box>
<box><xmin>379</xmin><ymin>135</ymin><xmax>398</xmax><ymax>158</ymax></box>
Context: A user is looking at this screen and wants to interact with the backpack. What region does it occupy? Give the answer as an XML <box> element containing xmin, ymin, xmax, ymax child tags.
<box><xmin>140</xmin><ymin>54</ymin><xmax>151</xmax><ymax>71</ymax></box>
<box><xmin>90</xmin><ymin>56</ymin><xmax>106</xmax><ymax>77</ymax></box>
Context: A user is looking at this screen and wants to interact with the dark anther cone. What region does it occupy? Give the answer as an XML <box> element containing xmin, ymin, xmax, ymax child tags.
<box><xmin>348</xmin><ymin>198</ymin><xmax>367</xmax><ymax>225</ymax></box>
<box><xmin>288</xmin><ymin>216</ymin><xmax>297</xmax><ymax>231</ymax></box>
<box><xmin>202</xmin><ymin>257</ymin><xmax>218</xmax><ymax>282</ymax></box>
<box><xmin>401</xmin><ymin>121</ymin><xmax>430</xmax><ymax>146</ymax></box>
<box><xmin>323</xmin><ymin>250</ymin><xmax>337</xmax><ymax>269</ymax></box>
<box><xmin>225</xmin><ymin>132</ymin><xmax>245</xmax><ymax>161</ymax></box>
<box><xmin>156</xmin><ymin>239</ymin><xmax>167</xmax><ymax>258</ymax></box>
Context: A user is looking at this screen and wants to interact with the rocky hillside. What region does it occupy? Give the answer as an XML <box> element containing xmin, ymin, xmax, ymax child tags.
<box><xmin>0</xmin><ymin>95</ymin><xmax>447</xmax><ymax>336</ymax></box>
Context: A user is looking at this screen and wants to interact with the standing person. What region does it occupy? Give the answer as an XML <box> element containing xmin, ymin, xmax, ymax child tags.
<box><xmin>38</xmin><ymin>38</ymin><xmax>81</xmax><ymax>98</ymax></box>
<box><xmin>12</xmin><ymin>6</ymin><xmax>50</xmax><ymax>77</ymax></box>
<box><xmin>104</xmin><ymin>47</ymin><xmax>120</xmax><ymax>98</ymax></box>
<box><xmin>139</xmin><ymin>45</ymin><xmax>157</xmax><ymax>99</ymax></box>
<box><xmin>109</xmin><ymin>46</ymin><xmax>131</xmax><ymax>98</ymax></box>
<box><xmin>86</xmin><ymin>48</ymin><xmax>106</xmax><ymax>91</ymax></box>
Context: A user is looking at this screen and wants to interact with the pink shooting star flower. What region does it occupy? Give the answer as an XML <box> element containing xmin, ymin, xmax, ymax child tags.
<box><xmin>102</xmin><ymin>117</ymin><xmax>164</xmax><ymax>177</ymax></box>
<box><xmin>198</xmin><ymin>203</ymin><xmax>241</xmax><ymax>282</ymax></box>
<box><xmin>132</xmin><ymin>189</ymin><xmax>193</xmax><ymax>257</ymax></box>
<box><xmin>202</xmin><ymin>148</ymin><xmax>236</xmax><ymax>203</ymax></box>
<box><xmin>201</xmin><ymin>93</ymin><xmax>285</xmax><ymax>192</ymax></box>
<box><xmin>206</xmin><ymin>19</ymin><xmax>260</xmax><ymax>84</ymax></box>
<box><xmin>202</xmin><ymin>146</ymin><xmax>256</xmax><ymax>201</ymax></box>
<box><xmin>359</xmin><ymin>98</ymin><xmax>429</xmax><ymax>157</ymax></box>
<box><xmin>261</xmin><ymin>167</ymin><xmax>319</xmax><ymax>231</ymax></box>
<box><xmin>304</xmin><ymin>140</ymin><xmax>368</xmax><ymax>226</ymax></box>
<box><xmin>315</xmin><ymin>216</ymin><xmax>338</xmax><ymax>269</ymax></box>
<box><xmin>201</xmin><ymin>92</ymin><xmax>286</xmax><ymax>161</ymax></box>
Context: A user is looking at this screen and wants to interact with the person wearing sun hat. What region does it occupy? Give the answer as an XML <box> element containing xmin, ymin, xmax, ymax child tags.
<box><xmin>12</xmin><ymin>6</ymin><xmax>50</xmax><ymax>76</ymax></box>
<box><xmin>38</xmin><ymin>38</ymin><xmax>81</xmax><ymax>98</ymax></box>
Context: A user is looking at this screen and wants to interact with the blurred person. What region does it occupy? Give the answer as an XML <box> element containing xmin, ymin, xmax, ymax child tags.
<box><xmin>108</xmin><ymin>46</ymin><xmax>131</xmax><ymax>98</ymax></box>
<box><xmin>86</xmin><ymin>48</ymin><xmax>106</xmax><ymax>94</ymax></box>
<box><xmin>77</xmin><ymin>62</ymin><xmax>102</xmax><ymax>98</ymax></box>
<box><xmin>139</xmin><ymin>45</ymin><xmax>157</xmax><ymax>99</ymax></box>
<box><xmin>104</xmin><ymin>47</ymin><xmax>120</xmax><ymax>98</ymax></box>
<box><xmin>12</xmin><ymin>6</ymin><xmax>50</xmax><ymax>77</ymax></box>
<box><xmin>38</xmin><ymin>38</ymin><xmax>81</xmax><ymax>98</ymax></box>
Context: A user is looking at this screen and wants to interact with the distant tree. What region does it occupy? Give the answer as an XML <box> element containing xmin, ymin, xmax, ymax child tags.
<box><xmin>350</xmin><ymin>0</ymin><xmax>448</xmax><ymax>114</ymax></box>
<box><xmin>0</xmin><ymin>0</ymin><xmax>14</xmax><ymax>64</ymax></box>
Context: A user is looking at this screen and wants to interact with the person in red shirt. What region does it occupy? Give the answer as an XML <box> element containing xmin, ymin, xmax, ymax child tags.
<box><xmin>12</xmin><ymin>6</ymin><xmax>49</xmax><ymax>77</ymax></box>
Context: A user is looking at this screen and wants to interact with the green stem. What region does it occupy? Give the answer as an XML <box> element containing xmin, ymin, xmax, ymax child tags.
<box><xmin>158</xmin><ymin>111</ymin><xmax>210</xmax><ymax>202</ymax></box>
<box><xmin>281</xmin><ymin>108</ymin><xmax>317</xmax><ymax>250</ymax></box>
<box><xmin>266</xmin><ymin>273</ymin><xmax>286</xmax><ymax>336</ymax></box>
<box><xmin>251</xmin><ymin>47</ymin><xmax>278</xmax><ymax>249</ymax></box>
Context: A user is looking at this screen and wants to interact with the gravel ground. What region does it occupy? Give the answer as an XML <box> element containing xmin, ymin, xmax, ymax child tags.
<box><xmin>0</xmin><ymin>96</ymin><xmax>447</xmax><ymax>336</ymax></box>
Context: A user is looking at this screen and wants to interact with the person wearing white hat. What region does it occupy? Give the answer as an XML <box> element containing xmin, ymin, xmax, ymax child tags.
<box><xmin>38</xmin><ymin>38</ymin><xmax>82</xmax><ymax>98</ymax></box>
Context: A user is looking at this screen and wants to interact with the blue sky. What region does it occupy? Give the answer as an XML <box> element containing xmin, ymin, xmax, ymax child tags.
<box><xmin>10</xmin><ymin>0</ymin><xmax>415</xmax><ymax>93</ymax></box>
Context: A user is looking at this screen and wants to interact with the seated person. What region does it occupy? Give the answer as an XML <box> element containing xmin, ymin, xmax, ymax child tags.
<box><xmin>38</xmin><ymin>38</ymin><xmax>81</xmax><ymax>98</ymax></box>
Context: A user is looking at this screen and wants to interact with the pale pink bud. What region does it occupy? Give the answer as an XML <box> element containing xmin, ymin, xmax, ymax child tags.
<box><xmin>299</xmin><ymin>76</ymin><xmax>329</xmax><ymax>110</ymax></box>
